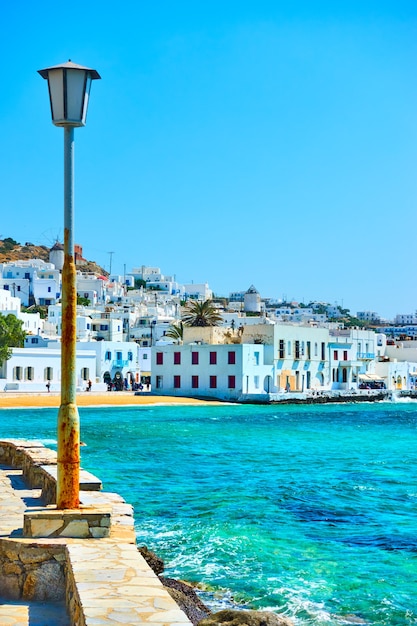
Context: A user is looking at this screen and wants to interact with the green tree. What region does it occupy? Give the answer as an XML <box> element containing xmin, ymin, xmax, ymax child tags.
<box><xmin>0</xmin><ymin>314</ymin><xmax>26</xmax><ymax>365</ymax></box>
<box><xmin>77</xmin><ymin>295</ymin><xmax>90</xmax><ymax>306</ymax></box>
<box><xmin>165</xmin><ymin>321</ymin><xmax>184</xmax><ymax>342</ymax></box>
<box><xmin>182</xmin><ymin>300</ymin><xmax>223</xmax><ymax>327</ymax></box>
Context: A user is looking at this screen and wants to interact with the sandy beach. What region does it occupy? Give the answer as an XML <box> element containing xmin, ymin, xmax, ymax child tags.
<box><xmin>0</xmin><ymin>391</ymin><xmax>219</xmax><ymax>409</ymax></box>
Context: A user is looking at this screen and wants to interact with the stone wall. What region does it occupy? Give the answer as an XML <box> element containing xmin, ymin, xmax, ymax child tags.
<box><xmin>0</xmin><ymin>538</ymin><xmax>66</xmax><ymax>601</ymax></box>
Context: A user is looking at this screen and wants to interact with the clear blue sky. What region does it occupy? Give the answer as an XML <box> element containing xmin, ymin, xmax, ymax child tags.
<box><xmin>1</xmin><ymin>1</ymin><xmax>416</xmax><ymax>319</ymax></box>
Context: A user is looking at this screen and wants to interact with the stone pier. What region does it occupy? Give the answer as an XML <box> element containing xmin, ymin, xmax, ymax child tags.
<box><xmin>0</xmin><ymin>439</ymin><xmax>192</xmax><ymax>626</ymax></box>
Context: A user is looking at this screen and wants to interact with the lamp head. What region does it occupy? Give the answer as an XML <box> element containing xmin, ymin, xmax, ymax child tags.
<box><xmin>38</xmin><ymin>60</ymin><xmax>100</xmax><ymax>127</ymax></box>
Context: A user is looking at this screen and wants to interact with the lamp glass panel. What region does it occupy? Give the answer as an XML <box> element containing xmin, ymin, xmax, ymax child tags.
<box><xmin>48</xmin><ymin>69</ymin><xmax>65</xmax><ymax>123</ymax></box>
<box><xmin>81</xmin><ymin>76</ymin><xmax>92</xmax><ymax>125</ymax></box>
<box><xmin>66</xmin><ymin>69</ymin><xmax>87</xmax><ymax>124</ymax></box>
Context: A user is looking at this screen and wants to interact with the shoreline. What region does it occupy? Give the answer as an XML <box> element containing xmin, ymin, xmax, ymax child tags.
<box><xmin>0</xmin><ymin>391</ymin><xmax>222</xmax><ymax>409</ymax></box>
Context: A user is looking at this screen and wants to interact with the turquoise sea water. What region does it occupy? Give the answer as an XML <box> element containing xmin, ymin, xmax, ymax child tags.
<box><xmin>1</xmin><ymin>401</ymin><xmax>416</xmax><ymax>625</ymax></box>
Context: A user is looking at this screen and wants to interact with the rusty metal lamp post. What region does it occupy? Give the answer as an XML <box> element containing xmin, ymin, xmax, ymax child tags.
<box><xmin>38</xmin><ymin>61</ymin><xmax>100</xmax><ymax>509</ymax></box>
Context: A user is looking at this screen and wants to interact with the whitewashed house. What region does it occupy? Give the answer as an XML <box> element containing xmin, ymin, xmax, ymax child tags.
<box><xmin>0</xmin><ymin>347</ymin><xmax>97</xmax><ymax>392</ymax></box>
<box><xmin>152</xmin><ymin>342</ymin><xmax>272</xmax><ymax>401</ymax></box>
<box><xmin>0</xmin><ymin>288</ymin><xmax>22</xmax><ymax>312</ymax></box>
<box><xmin>76</xmin><ymin>341</ymin><xmax>141</xmax><ymax>388</ymax></box>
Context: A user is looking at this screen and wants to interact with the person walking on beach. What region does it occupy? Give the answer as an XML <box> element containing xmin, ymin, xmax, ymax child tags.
<box><xmin>46</xmin><ymin>380</ymin><xmax>51</xmax><ymax>393</ymax></box>
<box><xmin>87</xmin><ymin>379</ymin><xmax>92</xmax><ymax>392</ymax></box>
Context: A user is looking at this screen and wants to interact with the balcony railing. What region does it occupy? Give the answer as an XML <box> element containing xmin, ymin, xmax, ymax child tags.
<box><xmin>112</xmin><ymin>359</ymin><xmax>130</xmax><ymax>368</ymax></box>
<box><xmin>357</xmin><ymin>352</ymin><xmax>375</xmax><ymax>360</ymax></box>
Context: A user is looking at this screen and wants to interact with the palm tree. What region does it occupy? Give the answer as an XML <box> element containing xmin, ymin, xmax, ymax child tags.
<box><xmin>165</xmin><ymin>321</ymin><xmax>184</xmax><ymax>342</ymax></box>
<box><xmin>182</xmin><ymin>299</ymin><xmax>223</xmax><ymax>327</ymax></box>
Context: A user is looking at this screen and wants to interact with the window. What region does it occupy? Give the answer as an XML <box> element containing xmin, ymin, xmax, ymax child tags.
<box><xmin>228</xmin><ymin>375</ymin><xmax>236</xmax><ymax>389</ymax></box>
<box><xmin>143</xmin><ymin>353</ymin><xmax>148</xmax><ymax>360</ymax></box>
<box><xmin>209</xmin><ymin>375</ymin><xmax>217</xmax><ymax>389</ymax></box>
<box><xmin>116</xmin><ymin>351</ymin><xmax>122</xmax><ymax>361</ymax></box>
<box><xmin>228</xmin><ymin>351</ymin><xmax>236</xmax><ymax>365</ymax></box>
<box><xmin>288</xmin><ymin>341</ymin><xmax>291</xmax><ymax>356</ymax></box>
<box><xmin>306</xmin><ymin>341</ymin><xmax>311</xmax><ymax>360</ymax></box>
<box><xmin>156</xmin><ymin>352</ymin><xmax>163</xmax><ymax>365</ymax></box>
<box><xmin>254</xmin><ymin>351</ymin><xmax>259</xmax><ymax>366</ymax></box>
<box><xmin>314</xmin><ymin>342</ymin><xmax>318</xmax><ymax>357</ymax></box>
<box><xmin>13</xmin><ymin>366</ymin><xmax>22</xmax><ymax>381</ymax></box>
<box><xmin>173</xmin><ymin>375</ymin><xmax>181</xmax><ymax>389</ymax></box>
<box><xmin>25</xmin><ymin>367</ymin><xmax>34</xmax><ymax>381</ymax></box>
<box><xmin>333</xmin><ymin>350</ymin><xmax>338</xmax><ymax>361</ymax></box>
<box><xmin>47</xmin><ymin>286</ymin><xmax>51</xmax><ymax>293</ymax></box>
<box><xmin>44</xmin><ymin>367</ymin><xmax>53</xmax><ymax>381</ymax></box>
<box><xmin>128</xmin><ymin>351</ymin><xmax>133</xmax><ymax>361</ymax></box>
<box><xmin>279</xmin><ymin>340</ymin><xmax>285</xmax><ymax>359</ymax></box>
<box><xmin>210</xmin><ymin>351</ymin><xmax>217</xmax><ymax>365</ymax></box>
<box><xmin>174</xmin><ymin>352</ymin><xmax>181</xmax><ymax>365</ymax></box>
<box><xmin>295</xmin><ymin>341</ymin><xmax>300</xmax><ymax>359</ymax></box>
<box><xmin>254</xmin><ymin>375</ymin><xmax>260</xmax><ymax>389</ymax></box>
<box><xmin>100</xmin><ymin>325</ymin><xmax>108</xmax><ymax>331</ymax></box>
<box><xmin>192</xmin><ymin>351</ymin><xmax>199</xmax><ymax>365</ymax></box>
<box><xmin>17</xmin><ymin>285</ymin><xmax>21</xmax><ymax>292</ymax></box>
<box><xmin>81</xmin><ymin>368</ymin><xmax>89</xmax><ymax>381</ymax></box>
<box><xmin>105</xmin><ymin>351</ymin><xmax>111</xmax><ymax>360</ymax></box>
<box><xmin>156</xmin><ymin>375</ymin><xmax>163</xmax><ymax>389</ymax></box>
<box><xmin>31</xmin><ymin>337</ymin><xmax>38</xmax><ymax>344</ymax></box>
<box><xmin>343</xmin><ymin>350</ymin><xmax>348</xmax><ymax>361</ymax></box>
<box><xmin>321</xmin><ymin>342</ymin><xmax>326</xmax><ymax>360</ymax></box>
<box><xmin>192</xmin><ymin>375</ymin><xmax>199</xmax><ymax>389</ymax></box>
<box><xmin>301</xmin><ymin>341</ymin><xmax>305</xmax><ymax>356</ymax></box>
<box><xmin>332</xmin><ymin>369</ymin><xmax>336</xmax><ymax>382</ymax></box>
<box><xmin>342</xmin><ymin>368</ymin><xmax>347</xmax><ymax>383</ymax></box>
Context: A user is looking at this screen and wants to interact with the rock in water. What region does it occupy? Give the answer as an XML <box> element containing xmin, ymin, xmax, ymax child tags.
<box><xmin>198</xmin><ymin>609</ymin><xmax>294</xmax><ymax>626</ymax></box>
<box><xmin>161</xmin><ymin>577</ymin><xmax>210</xmax><ymax>625</ymax></box>
<box><xmin>137</xmin><ymin>545</ymin><xmax>164</xmax><ymax>575</ymax></box>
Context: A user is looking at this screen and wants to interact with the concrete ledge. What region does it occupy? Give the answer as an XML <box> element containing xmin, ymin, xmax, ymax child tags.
<box><xmin>24</xmin><ymin>507</ymin><xmax>112</xmax><ymax>539</ymax></box>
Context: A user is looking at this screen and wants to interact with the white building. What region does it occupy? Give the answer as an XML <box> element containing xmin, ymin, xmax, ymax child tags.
<box><xmin>0</xmin><ymin>347</ymin><xmax>97</xmax><ymax>392</ymax></box>
<box><xmin>393</xmin><ymin>313</ymin><xmax>417</xmax><ymax>325</ymax></box>
<box><xmin>0</xmin><ymin>288</ymin><xmax>21</xmax><ymax>312</ymax></box>
<box><xmin>152</xmin><ymin>342</ymin><xmax>272</xmax><ymax>401</ymax></box>
<box><xmin>183</xmin><ymin>283</ymin><xmax>212</xmax><ymax>301</ymax></box>
<box><xmin>76</xmin><ymin>274</ymin><xmax>108</xmax><ymax>305</ymax></box>
<box><xmin>76</xmin><ymin>341</ymin><xmax>141</xmax><ymax>389</ymax></box>
<box><xmin>0</xmin><ymin>259</ymin><xmax>61</xmax><ymax>306</ymax></box>
<box><xmin>357</xmin><ymin>311</ymin><xmax>381</xmax><ymax>323</ymax></box>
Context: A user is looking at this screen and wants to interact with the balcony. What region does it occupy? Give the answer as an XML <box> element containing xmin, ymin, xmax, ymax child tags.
<box><xmin>357</xmin><ymin>352</ymin><xmax>375</xmax><ymax>360</ymax></box>
<box><xmin>112</xmin><ymin>359</ymin><xmax>129</xmax><ymax>368</ymax></box>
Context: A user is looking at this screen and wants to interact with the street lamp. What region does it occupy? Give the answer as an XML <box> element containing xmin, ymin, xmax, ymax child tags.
<box><xmin>38</xmin><ymin>60</ymin><xmax>100</xmax><ymax>509</ymax></box>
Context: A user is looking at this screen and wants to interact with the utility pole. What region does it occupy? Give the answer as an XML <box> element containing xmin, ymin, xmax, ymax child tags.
<box><xmin>108</xmin><ymin>251</ymin><xmax>114</xmax><ymax>275</ymax></box>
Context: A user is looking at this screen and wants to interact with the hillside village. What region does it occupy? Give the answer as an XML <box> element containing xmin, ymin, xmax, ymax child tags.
<box><xmin>0</xmin><ymin>237</ymin><xmax>417</xmax><ymax>400</ymax></box>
